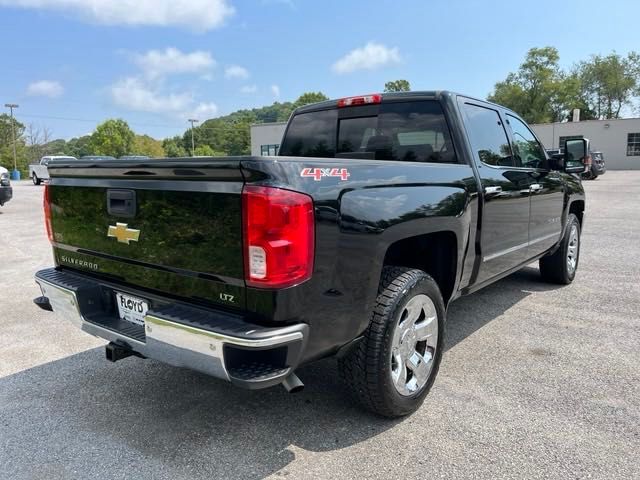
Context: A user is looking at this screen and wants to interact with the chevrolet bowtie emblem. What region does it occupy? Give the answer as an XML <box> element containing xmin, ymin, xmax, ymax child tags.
<box><xmin>107</xmin><ymin>223</ymin><xmax>140</xmax><ymax>244</ymax></box>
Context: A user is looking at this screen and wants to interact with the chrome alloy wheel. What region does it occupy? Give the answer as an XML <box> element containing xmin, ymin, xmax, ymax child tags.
<box><xmin>567</xmin><ymin>224</ymin><xmax>579</xmax><ymax>275</ymax></box>
<box><xmin>390</xmin><ymin>294</ymin><xmax>438</xmax><ymax>396</ymax></box>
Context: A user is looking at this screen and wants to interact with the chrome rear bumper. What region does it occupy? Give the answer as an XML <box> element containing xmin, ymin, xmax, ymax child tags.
<box><xmin>35</xmin><ymin>268</ymin><xmax>307</xmax><ymax>389</ymax></box>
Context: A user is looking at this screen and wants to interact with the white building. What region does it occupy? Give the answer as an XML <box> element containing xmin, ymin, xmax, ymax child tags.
<box><xmin>251</xmin><ymin>118</ymin><xmax>640</xmax><ymax>170</ymax></box>
<box><xmin>250</xmin><ymin>122</ymin><xmax>287</xmax><ymax>156</ymax></box>
<box><xmin>531</xmin><ymin>117</ymin><xmax>640</xmax><ymax>170</ymax></box>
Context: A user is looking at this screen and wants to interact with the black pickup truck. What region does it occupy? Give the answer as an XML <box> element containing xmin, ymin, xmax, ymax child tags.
<box><xmin>34</xmin><ymin>91</ymin><xmax>587</xmax><ymax>417</ymax></box>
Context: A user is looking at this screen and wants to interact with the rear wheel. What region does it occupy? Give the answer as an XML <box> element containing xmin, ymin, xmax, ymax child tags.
<box><xmin>32</xmin><ymin>173</ymin><xmax>40</xmax><ymax>185</ymax></box>
<box><xmin>338</xmin><ymin>267</ymin><xmax>444</xmax><ymax>417</ymax></box>
<box><xmin>539</xmin><ymin>213</ymin><xmax>581</xmax><ymax>284</ymax></box>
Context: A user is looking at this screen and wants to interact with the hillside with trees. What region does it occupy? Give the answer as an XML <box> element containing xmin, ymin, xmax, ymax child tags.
<box><xmin>163</xmin><ymin>91</ymin><xmax>328</xmax><ymax>157</ymax></box>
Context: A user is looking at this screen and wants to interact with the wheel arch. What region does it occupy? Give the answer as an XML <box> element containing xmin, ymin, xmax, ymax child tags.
<box><xmin>569</xmin><ymin>199</ymin><xmax>585</xmax><ymax>228</ymax></box>
<box><xmin>381</xmin><ymin>230</ymin><xmax>458</xmax><ymax>305</ymax></box>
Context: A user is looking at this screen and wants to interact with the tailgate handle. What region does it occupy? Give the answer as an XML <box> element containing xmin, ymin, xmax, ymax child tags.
<box><xmin>107</xmin><ymin>189</ymin><xmax>136</xmax><ymax>218</ymax></box>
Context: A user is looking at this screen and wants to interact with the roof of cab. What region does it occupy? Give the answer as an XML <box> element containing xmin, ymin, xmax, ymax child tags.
<box><xmin>293</xmin><ymin>90</ymin><xmax>446</xmax><ymax>115</ymax></box>
<box><xmin>292</xmin><ymin>90</ymin><xmax>514</xmax><ymax>116</ymax></box>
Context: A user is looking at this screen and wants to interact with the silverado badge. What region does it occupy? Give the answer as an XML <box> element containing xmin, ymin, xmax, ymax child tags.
<box><xmin>107</xmin><ymin>223</ymin><xmax>140</xmax><ymax>244</ymax></box>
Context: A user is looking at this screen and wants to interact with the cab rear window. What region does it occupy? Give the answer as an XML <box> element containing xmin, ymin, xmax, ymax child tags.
<box><xmin>279</xmin><ymin>100</ymin><xmax>458</xmax><ymax>163</ymax></box>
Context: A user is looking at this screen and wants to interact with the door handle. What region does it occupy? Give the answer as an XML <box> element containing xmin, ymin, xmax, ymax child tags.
<box><xmin>530</xmin><ymin>183</ymin><xmax>542</xmax><ymax>192</ymax></box>
<box><xmin>484</xmin><ymin>186</ymin><xmax>502</xmax><ymax>196</ymax></box>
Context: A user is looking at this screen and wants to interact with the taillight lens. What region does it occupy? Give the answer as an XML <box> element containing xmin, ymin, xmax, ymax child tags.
<box><xmin>43</xmin><ymin>184</ymin><xmax>53</xmax><ymax>243</ymax></box>
<box><xmin>242</xmin><ymin>185</ymin><xmax>314</xmax><ymax>288</ymax></box>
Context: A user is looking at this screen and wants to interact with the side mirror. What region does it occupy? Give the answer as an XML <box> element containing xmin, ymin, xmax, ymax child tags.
<box><xmin>564</xmin><ymin>138</ymin><xmax>589</xmax><ymax>174</ymax></box>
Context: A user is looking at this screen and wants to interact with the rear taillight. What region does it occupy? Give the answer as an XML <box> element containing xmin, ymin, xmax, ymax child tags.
<box><xmin>43</xmin><ymin>184</ymin><xmax>53</xmax><ymax>243</ymax></box>
<box><xmin>337</xmin><ymin>94</ymin><xmax>382</xmax><ymax>108</ymax></box>
<box><xmin>242</xmin><ymin>186</ymin><xmax>314</xmax><ymax>288</ymax></box>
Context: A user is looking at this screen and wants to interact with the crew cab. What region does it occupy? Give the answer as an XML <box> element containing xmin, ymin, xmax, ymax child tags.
<box><xmin>34</xmin><ymin>91</ymin><xmax>588</xmax><ymax>417</ymax></box>
<box><xmin>29</xmin><ymin>156</ymin><xmax>77</xmax><ymax>185</ymax></box>
<box><xmin>0</xmin><ymin>166</ymin><xmax>12</xmax><ymax>206</ymax></box>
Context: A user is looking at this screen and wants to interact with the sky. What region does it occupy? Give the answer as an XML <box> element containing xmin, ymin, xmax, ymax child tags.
<box><xmin>1</xmin><ymin>0</ymin><xmax>639</xmax><ymax>141</ymax></box>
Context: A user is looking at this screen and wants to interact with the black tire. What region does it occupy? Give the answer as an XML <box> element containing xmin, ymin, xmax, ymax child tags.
<box><xmin>539</xmin><ymin>213</ymin><xmax>581</xmax><ymax>284</ymax></box>
<box><xmin>32</xmin><ymin>173</ymin><xmax>40</xmax><ymax>185</ymax></box>
<box><xmin>338</xmin><ymin>267</ymin><xmax>445</xmax><ymax>417</ymax></box>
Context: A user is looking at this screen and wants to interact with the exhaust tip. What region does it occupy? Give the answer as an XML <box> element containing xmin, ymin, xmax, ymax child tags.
<box><xmin>282</xmin><ymin>373</ymin><xmax>304</xmax><ymax>393</ymax></box>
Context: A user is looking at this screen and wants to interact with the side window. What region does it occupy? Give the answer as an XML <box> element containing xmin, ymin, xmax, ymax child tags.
<box><xmin>506</xmin><ymin>115</ymin><xmax>547</xmax><ymax>169</ymax></box>
<box><xmin>462</xmin><ymin>103</ymin><xmax>514</xmax><ymax>167</ymax></box>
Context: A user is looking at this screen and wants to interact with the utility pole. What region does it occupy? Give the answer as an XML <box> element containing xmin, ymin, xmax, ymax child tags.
<box><xmin>4</xmin><ymin>103</ymin><xmax>19</xmax><ymax>176</ymax></box>
<box><xmin>188</xmin><ymin>118</ymin><xmax>199</xmax><ymax>156</ymax></box>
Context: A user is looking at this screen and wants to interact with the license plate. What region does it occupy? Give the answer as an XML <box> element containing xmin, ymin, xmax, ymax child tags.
<box><xmin>116</xmin><ymin>292</ymin><xmax>149</xmax><ymax>326</ymax></box>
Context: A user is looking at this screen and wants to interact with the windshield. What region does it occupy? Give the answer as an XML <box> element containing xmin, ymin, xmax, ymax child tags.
<box><xmin>280</xmin><ymin>100</ymin><xmax>457</xmax><ymax>163</ymax></box>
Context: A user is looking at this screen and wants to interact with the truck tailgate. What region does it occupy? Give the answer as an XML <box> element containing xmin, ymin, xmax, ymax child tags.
<box><xmin>46</xmin><ymin>158</ymin><xmax>245</xmax><ymax>309</ymax></box>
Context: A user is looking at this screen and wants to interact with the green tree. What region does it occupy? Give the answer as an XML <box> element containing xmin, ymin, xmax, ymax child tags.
<box><xmin>577</xmin><ymin>52</ymin><xmax>640</xmax><ymax>119</ymax></box>
<box><xmin>132</xmin><ymin>134</ymin><xmax>165</xmax><ymax>157</ymax></box>
<box><xmin>384</xmin><ymin>79</ymin><xmax>411</xmax><ymax>92</ymax></box>
<box><xmin>193</xmin><ymin>145</ymin><xmax>226</xmax><ymax>156</ymax></box>
<box><xmin>292</xmin><ymin>92</ymin><xmax>329</xmax><ymax>109</ymax></box>
<box><xmin>0</xmin><ymin>113</ymin><xmax>28</xmax><ymax>174</ymax></box>
<box><xmin>0</xmin><ymin>113</ymin><xmax>25</xmax><ymax>147</ymax></box>
<box><xmin>488</xmin><ymin>47</ymin><xmax>583</xmax><ymax>123</ymax></box>
<box><xmin>162</xmin><ymin>136</ymin><xmax>188</xmax><ymax>157</ymax></box>
<box><xmin>89</xmin><ymin>119</ymin><xmax>135</xmax><ymax>158</ymax></box>
<box><xmin>65</xmin><ymin>135</ymin><xmax>92</xmax><ymax>157</ymax></box>
<box><xmin>44</xmin><ymin>139</ymin><xmax>68</xmax><ymax>155</ymax></box>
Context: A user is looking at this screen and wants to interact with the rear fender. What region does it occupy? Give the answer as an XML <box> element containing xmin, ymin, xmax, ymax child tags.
<box><xmin>337</xmin><ymin>186</ymin><xmax>470</xmax><ymax>334</ymax></box>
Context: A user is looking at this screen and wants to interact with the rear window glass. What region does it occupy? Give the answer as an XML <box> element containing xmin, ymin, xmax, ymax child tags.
<box><xmin>280</xmin><ymin>100</ymin><xmax>457</xmax><ymax>163</ymax></box>
<box><xmin>278</xmin><ymin>109</ymin><xmax>337</xmax><ymax>157</ymax></box>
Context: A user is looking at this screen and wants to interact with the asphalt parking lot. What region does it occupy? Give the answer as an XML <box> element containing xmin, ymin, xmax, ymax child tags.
<box><xmin>1</xmin><ymin>173</ymin><xmax>639</xmax><ymax>479</ymax></box>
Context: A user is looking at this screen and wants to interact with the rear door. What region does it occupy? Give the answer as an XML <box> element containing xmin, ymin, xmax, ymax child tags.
<box><xmin>505</xmin><ymin>114</ymin><xmax>564</xmax><ymax>256</ymax></box>
<box><xmin>460</xmin><ymin>100</ymin><xmax>531</xmax><ymax>284</ymax></box>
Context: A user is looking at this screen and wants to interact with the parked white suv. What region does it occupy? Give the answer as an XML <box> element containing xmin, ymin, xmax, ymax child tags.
<box><xmin>29</xmin><ymin>156</ymin><xmax>77</xmax><ymax>185</ymax></box>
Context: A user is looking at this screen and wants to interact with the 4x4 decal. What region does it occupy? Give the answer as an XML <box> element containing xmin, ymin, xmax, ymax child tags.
<box><xmin>300</xmin><ymin>167</ymin><xmax>350</xmax><ymax>181</ymax></box>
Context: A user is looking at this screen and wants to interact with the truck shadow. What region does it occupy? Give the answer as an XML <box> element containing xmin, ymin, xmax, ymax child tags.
<box><xmin>446</xmin><ymin>265</ymin><xmax>562</xmax><ymax>350</ymax></box>
<box><xmin>1</xmin><ymin>266</ymin><xmax>561</xmax><ymax>479</ymax></box>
